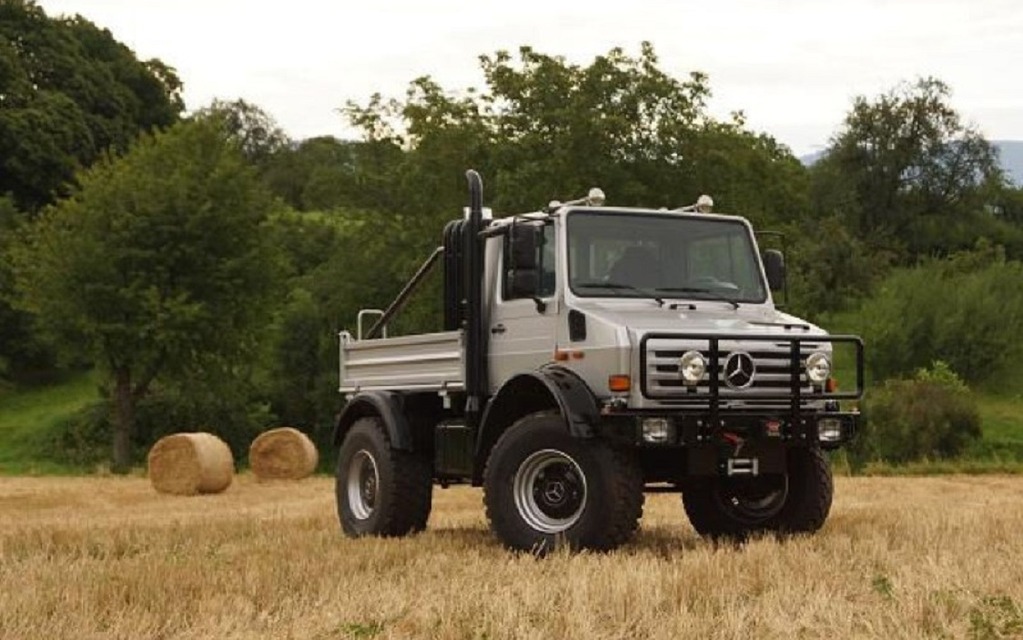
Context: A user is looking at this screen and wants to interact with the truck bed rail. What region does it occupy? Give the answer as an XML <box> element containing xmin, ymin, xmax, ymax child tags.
<box><xmin>339</xmin><ymin>330</ymin><xmax>465</xmax><ymax>394</ymax></box>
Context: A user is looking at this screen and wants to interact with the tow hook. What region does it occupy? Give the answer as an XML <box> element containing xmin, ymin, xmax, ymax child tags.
<box><xmin>721</xmin><ymin>432</ymin><xmax>759</xmax><ymax>476</ymax></box>
<box><xmin>724</xmin><ymin>457</ymin><xmax>760</xmax><ymax>477</ymax></box>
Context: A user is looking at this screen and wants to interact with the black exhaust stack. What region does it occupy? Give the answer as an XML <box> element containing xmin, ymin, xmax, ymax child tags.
<box><xmin>464</xmin><ymin>170</ymin><xmax>488</xmax><ymax>428</ymax></box>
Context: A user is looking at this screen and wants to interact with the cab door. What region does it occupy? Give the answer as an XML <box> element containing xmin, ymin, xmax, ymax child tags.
<box><xmin>487</xmin><ymin>221</ymin><xmax>558</xmax><ymax>390</ymax></box>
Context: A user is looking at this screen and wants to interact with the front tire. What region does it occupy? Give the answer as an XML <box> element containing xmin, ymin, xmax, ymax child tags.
<box><xmin>336</xmin><ymin>417</ymin><xmax>432</xmax><ymax>537</ymax></box>
<box><xmin>682</xmin><ymin>447</ymin><xmax>833</xmax><ymax>540</ymax></box>
<box><xmin>483</xmin><ymin>412</ymin><xmax>643</xmax><ymax>553</ymax></box>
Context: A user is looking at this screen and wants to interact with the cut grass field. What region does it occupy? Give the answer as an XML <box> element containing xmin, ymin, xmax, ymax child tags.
<box><xmin>2</xmin><ymin>475</ymin><xmax>1022</xmax><ymax>639</ymax></box>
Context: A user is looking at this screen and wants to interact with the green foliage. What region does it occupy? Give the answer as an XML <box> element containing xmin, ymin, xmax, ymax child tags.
<box><xmin>342</xmin><ymin>43</ymin><xmax>806</xmax><ymax>223</ymax></box>
<box><xmin>0</xmin><ymin>195</ymin><xmax>59</xmax><ymax>381</ymax></box>
<box><xmin>994</xmin><ymin>186</ymin><xmax>1023</xmax><ymax>226</ymax></box>
<box><xmin>0</xmin><ymin>0</ymin><xmax>183</xmax><ymax>213</ymax></box>
<box><xmin>851</xmin><ymin>362</ymin><xmax>981</xmax><ymax>466</ymax></box>
<box><xmin>783</xmin><ymin>216</ymin><xmax>892</xmax><ymax>319</ymax></box>
<box><xmin>262</xmin><ymin>137</ymin><xmax>359</xmax><ymax>211</ymax></box>
<box><xmin>912</xmin><ymin>359</ymin><xmax>968</xmax><ymax>390</ymax></box>
<box><xmin>858</xmin><ymin>245</ymin><xmax>1023</xmax><ymax>383</ymax></box>
<box><xmin>264</xmin><ymin>287</ymin><xmax>335</xmax><ymax>429</ymax></box>
<box><xmin>193</xmin><ymin>98</ymin><xmax>291</xmax><ymax>169</ymax></box>
<box><xmin>49</xmin><ymin>385</ymin><xmax>273</xmax><ymax>469</ymax></box>
<box><xmin>15</xmin><ymin>118</ymin><xmax>282</xmax><ymax>374</ymax></box>
<box><xmin>11</xmin><ymin>117</ymin><xmax>282</xmax><ymax>470</ymax></box>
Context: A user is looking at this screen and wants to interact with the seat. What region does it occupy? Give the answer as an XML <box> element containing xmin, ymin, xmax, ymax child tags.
<box><xmin>609</xmin><ymin>246</ymin><xmax>661</xmax><ymax>289</ymax></box>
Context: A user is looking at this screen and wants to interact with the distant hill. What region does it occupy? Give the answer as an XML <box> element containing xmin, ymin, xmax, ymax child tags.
<box><xmin>800</xmin><ymin>140</ymin><xmax>1023</xmax><ymax>186</ymax></box>
<box><xmin>996</xmin><ymin>141</ymin><xmax>1023</xmax><ymax>185</ymax></box>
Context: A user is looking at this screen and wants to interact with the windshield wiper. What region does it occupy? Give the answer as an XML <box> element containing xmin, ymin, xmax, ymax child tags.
<box><xmin>655</xmin><ymin>286</ymin><xmax>740</xmax><ymax>309</ymax></box>
<box><xmin>575</xmin><ymin>281</ymin><xmax>664</xmax><ymax>306</ymax></box>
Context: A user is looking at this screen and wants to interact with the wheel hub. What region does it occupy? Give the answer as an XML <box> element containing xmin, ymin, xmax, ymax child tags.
<box><xmin>346</xmin><ymin>449</ymin><xmax>380</xmax><ymax>521</ymax></box>
<box><xmin>514</xmin><ymin>449</ymin><xmax>587</xmax><ymax>533</ymax></box>
<box><xmin>542</xmin><ymin>479</ymin><xmax>567</xmax><ymax>505</ymax></box>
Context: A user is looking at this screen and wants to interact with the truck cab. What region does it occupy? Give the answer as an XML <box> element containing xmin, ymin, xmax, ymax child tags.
<box><xmin>334</xmin><ymin>171</ymin><xmax>863</xmax><ymax>552</ymax></box>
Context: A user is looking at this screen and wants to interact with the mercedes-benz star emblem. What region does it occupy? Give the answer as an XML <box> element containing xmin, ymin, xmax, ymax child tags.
<box><xmin>723</xmin><ymin>352</ymin><xmax>756</xmax><ymax>389</ymax></box>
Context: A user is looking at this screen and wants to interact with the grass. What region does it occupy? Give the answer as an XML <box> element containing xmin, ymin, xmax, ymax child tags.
<box><xmin>977</xmin><ymin>394</ymin><xmax>1023</xmax><ymax>442</ymax></box>
<box><xmin>0</xmin><ymin>373</ymin><xmax>98</xmax><ymax>475</ymax></box>
<box><xmin>1</xmin><ymin>475</ymin><xmax>1023</xmax><ymax>638</ymax></box>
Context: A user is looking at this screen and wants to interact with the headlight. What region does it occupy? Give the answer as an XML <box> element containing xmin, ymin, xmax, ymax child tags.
<box><xmin>818</xmin><ymin>418</ymin><xmax>842</xmax><ymax>442</ymax></box>
<box><xmin>679</xmin><ymin>351</ymin><xmax>706</xmax><ymax>385</ymax></box>
<box><xmin>806</xmin><ymin>352</ymin><xmax>831</xmax><ymax>385</ymax></box>
<box><xmin>640</xmin><ymin>418</ymin><xmax>674</xmax><ymax>443</ymax></box>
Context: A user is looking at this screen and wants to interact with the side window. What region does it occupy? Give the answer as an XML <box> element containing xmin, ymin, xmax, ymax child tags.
<box><xmin>503</xmin><ymin>223</ymin><xmax>556</xmax><ymax>300</ymax></box>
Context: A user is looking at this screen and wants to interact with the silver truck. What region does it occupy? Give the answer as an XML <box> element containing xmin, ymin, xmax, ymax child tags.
<box><xmin>333</xmin><ymin>170</ymin><xmax>863</xmax><ymax>552</ymax></box>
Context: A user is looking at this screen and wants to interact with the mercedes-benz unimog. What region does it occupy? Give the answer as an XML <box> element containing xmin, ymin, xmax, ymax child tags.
<box><xmin>333</xmin><ymin>170</ymin><xmax>864</xmax><ymax>552</ymax></box>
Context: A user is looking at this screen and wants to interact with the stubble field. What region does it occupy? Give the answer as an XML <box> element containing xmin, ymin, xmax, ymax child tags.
<box><xmin>1</xmin><ymin>474</ymin><xmax>1022</xmax><ymax>639</ymax></box>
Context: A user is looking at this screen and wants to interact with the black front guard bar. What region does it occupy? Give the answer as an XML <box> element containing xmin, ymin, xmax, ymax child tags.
<box><xmin>635</xmin><ymin>332</ymin><xmax>865</xmax><ymax>447</ymax></box>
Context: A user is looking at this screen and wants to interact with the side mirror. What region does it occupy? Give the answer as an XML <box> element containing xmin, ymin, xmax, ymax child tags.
<box><xmin>506</xmin><ymin>223</ymin><xmax>547</xmax><ymax>312</ymax></box>
<box><xmin>509</xmin><ymin>224</ymin><xmax>540</xmax><ymax>270</ymax></box>
<box><xmin>508</xmin><ymin>269</ymin><xmax>539</xmax><ymax>299</ymax></box>
<box><xmin>763</xmin><ymin>249</ymin><xmax>786</xmax><ymax>291</ymax></box>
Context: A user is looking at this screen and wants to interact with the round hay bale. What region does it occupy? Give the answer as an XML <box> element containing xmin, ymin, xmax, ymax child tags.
<box><xmin>249</xmin><ymin>427</ymin><xmax>318</xmax><ymax>481</ymax></box>
<box><xmin>147</xmin><ymin>432</ymin><xmax>234</xmax><ymax>495</ymax></box>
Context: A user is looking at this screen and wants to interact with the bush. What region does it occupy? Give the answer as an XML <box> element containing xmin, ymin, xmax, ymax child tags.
<box><xmin>858</xmin><ymin>245</ymin><xmax>1023</xmax><ymax>384</ymax></box>
<box><xmin>49</xmin><ymin>385</ymin><xmax>274</xmax><ymax>468</ymax></box>
<box><xmin>850</xmin><ymin>362</ymin><xmax>981</xmax><ymax>467</ymax></box>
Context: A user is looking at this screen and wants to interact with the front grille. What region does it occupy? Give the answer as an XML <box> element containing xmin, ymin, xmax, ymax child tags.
<box><xmin>642</xmin><ymin>337</ymin><xmax>823</xmax><ymax>407</ymax></box>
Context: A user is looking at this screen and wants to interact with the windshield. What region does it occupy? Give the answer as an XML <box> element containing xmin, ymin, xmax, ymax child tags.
<box><xmin>567</xmin><ymin>211</ymin><xmax>767</xmax><ymax>304</ymax></box>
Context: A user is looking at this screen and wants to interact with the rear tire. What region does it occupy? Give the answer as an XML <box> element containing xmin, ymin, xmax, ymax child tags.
<box><xmin>483</xmin><ymin>412</ymin><xmax>643</xmax><ymax>554</ymax></box>
<box><xmin>336</xmin><ymin>417</ymin><xmax>432</xmax><ymax>537</ymax></box>
<box><xmin>682</xmin><ymin>447</ymin><xmax>832</xmax><ymax>540</ymax></box>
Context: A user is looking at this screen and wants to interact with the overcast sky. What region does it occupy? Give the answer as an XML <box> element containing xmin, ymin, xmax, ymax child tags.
<box><xmin>35</xmin><ymin>0</ymin><xmax>1023</xmax><ymax>156</ymax></box>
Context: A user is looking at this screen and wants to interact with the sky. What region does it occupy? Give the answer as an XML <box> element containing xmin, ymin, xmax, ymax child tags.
<box><xmin>35</xmin><ymin>0</ymin><xmax>1023</xmax><ymax>157</ymax></box>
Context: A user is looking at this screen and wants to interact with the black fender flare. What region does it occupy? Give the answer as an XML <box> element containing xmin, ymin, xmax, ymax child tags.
<box><xmin>333</xmin><ymin>391</ymin><xmax>413</xmax><ymax>451</ymax></box>
<box><xmin>536</xmin><ymin>365</ymin><xmax>601</xmax><ymax>437</ymax></box>
<box><xmin>474</xmin><ymin>366</ymin><xmax>600</xmax><ymax>479</ymax></box>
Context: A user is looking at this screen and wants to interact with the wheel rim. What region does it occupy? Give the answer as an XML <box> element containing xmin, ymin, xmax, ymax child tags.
<box><xmin>346</xmin><ymin>449</ymin><xmax>379</xmax><ymax>521</ymax></box>
<box><xmin>513</xmin><ymin>449</ymin><xmax>587</xmax><ymax>534</ymax></box>
<box><xmin>715</xmin><ymin>474</ymin><xmax>789</xmax><ymax>523</ymax></box>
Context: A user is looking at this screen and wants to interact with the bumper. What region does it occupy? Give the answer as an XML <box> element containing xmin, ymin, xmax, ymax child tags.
<box><xmin>600</xmin><ymin>409</ymin><xmax>860</xmax><ymax>450</ymax></box>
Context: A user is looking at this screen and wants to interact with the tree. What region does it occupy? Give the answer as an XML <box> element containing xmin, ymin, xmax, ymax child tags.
<box><xmin>12</xmin><ymin>118</ymin><xmax>281</xmax><ymax>471</ymax></box>
<box><xmin>782</xmin><ymin>215</ymin><xmax>893</xmax><ymax>320</ymax></box>
<box><xmin>342</xmin><ymin>43</ymin><xmax>809</xmax><ymax>220</ymax></box>
<box><xmin>262</xmin><ymin>136</ymin><xmax>361</xmax><ymax>211</ymax></box>
<box><xmin>194</xmin><ymin>98</ymin><xmax>290</xmax><ymax>169</ymax></box>
<box><xmin>815</xmin><ymin>78</ymin><xmax>1001</xmax><ymax>254</ymax></box>
<box><xmin>0</xmin><ymin>0</ymin><xmax>184</xmax><ymax>384</ymax></box>
<box><xmin>0</xmin><ymin>0</ymin><xmax>183</xmax><ymax>213</ymax></box>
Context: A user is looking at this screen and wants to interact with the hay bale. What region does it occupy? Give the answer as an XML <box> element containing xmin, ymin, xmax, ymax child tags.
<box><xmin>249</xmin><ymin>427</ymin><xmax>318</xmax><ymax>481</ymax></box>
<box><xmin>147</xmin><ymin>432</ymin><xmax>234</xmax><ymax>495</ymax></box>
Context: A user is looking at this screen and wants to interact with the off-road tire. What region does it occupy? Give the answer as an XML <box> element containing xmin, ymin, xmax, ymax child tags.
<box><xmin>770</xmin><ymin>446</ymin><xmax>833</xmax><ymax>534</ymax></box>
<box><xmin>336</xmin><ymin>417</ymin><xmax>432</xmax><ymax>537</ymax></box>
<box><xmin>683</xmin><ymin>446</ymin><xmax>833</xmax><ymax>540</ymax></box>
<box><xmin>483</xmin><ymin>412</ymin><xmax>643</xmax><ymax>554</ymax></box>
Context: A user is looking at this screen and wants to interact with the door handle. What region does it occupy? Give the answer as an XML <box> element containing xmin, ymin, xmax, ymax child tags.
<box><xmin>491</xmin><ymin>324</ymin><xmax>506</xmax><ymax>335</ymax></box>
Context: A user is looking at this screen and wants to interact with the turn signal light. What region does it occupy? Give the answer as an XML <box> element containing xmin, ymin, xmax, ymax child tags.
<box><xmin>554</xmin><ymin>349</ymin><xmax>586</xmax><ymax>361</ymax></box>
<box><xmin>608</xmin><ymin>375</ymin><xmax>631</xmax><ymax>392</ymax></box>
<box><xmin>825</xmin><ymin>377</ymin><xmax>838</xmax><ymax>393</ymax></box>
